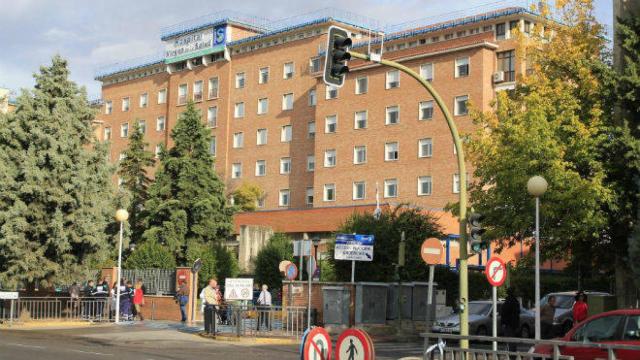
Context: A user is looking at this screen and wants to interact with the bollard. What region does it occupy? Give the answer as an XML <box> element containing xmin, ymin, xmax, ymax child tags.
<box><xmin>9</xmin><ymin>299</ymin><xmax>14</xmax><ymax>327</ymax></box>
<box><xmin>236</xmin><ymin>308</ymin><xmax>241</xmax><ymax>337</ymax></box>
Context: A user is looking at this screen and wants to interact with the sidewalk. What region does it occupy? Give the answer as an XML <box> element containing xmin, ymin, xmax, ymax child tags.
<box><xmin>0</xmin><ymin>320</ymin><xmax>113</xmax><ymax>331</ymax></box>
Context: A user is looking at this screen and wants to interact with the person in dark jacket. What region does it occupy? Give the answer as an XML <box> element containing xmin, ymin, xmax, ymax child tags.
<box><xmin>499</xmin><ymin>287</ymin><xmax>521</xmax><ymax>356</ymax></box>
<box><xmin>83</xmin><ymin>280</ymin><xmax>96</xmax><ymax>319</ymax></box>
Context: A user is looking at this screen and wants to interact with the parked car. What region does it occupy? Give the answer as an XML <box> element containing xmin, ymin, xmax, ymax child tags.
<box><xmin>432</xmin><ymin>300</ymin><xmax>535</xmax><ymax>338</ymax></box>
<box><xmin>538</xmin><ymin>291</ymin><xmax>611</xmax><ymax>336</ymax></box>
<box><xmin>532</xmin><ymin>309</ymin><xmax>640</xmax><ymax>360</ymax></box>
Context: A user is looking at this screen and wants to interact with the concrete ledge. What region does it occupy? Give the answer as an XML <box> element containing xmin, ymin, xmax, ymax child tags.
<box><xmin>0</xmin><ymin>321</ymin><xmax>114</xmax><ymax>331</ymax></box>
<box><xmin>197</xmin><ymin>333</ymin><xmax>300</xmax><ymax>345</ymax></box>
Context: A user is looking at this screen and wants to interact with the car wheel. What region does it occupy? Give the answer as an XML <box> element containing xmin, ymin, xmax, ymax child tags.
<box><xmin>520</xmin><ymin>325</ymin><xmax>531</xmax><ymax>338</ymax></box>
<box><xmin>476</xmin><ymin>325</ymin><xmax>488</xmax><ymax>337</ymax></box>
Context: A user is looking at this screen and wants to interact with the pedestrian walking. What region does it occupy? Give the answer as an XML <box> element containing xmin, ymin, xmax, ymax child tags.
<box><xmin>133</xmin><ymin>280</ymin><xmax>145</xmax><ymax>321</ymax></box>
<box><xmin>176</xmin><ymin>280</ymin><xmax>189</xmax><ymax>323</ymax></box>
<box><xmin>256</xmin><ymin>284</ymin><xmax>272</xmax><ymax>331</ymax></box>
<box><xmin>202</xmin><ymin>278</ymin><xmax>220</xmax><ymax>334</ymax></box>
<box><xmin>541</xmin><ymin>295</ymin><xmax>557</xmax><ymax>339</ymax></box>
<box><xmin>573</xmin><ymin>291</ymin><xmax>588</xmax><ymax>324</ymax></box>
<box><xmin>499</xmin><ymin>287</ymin><xmax>521</xmax><ymax>357</ymax></box>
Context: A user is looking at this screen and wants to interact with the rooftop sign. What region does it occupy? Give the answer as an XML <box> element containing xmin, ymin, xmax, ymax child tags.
<box><xmin>164</xmin><ymin>25</ymin><xmax>227</xmax><ymax>64</ymax></box>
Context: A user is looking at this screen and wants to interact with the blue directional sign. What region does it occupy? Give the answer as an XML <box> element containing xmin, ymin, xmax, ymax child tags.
<box><xmin>334</xmin><ymin>234</ymin><xmax>375</xmax><ymax>261</ymax></box>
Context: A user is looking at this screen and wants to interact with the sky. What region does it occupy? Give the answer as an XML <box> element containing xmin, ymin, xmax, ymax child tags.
<box><xmin>0</xmin><ymin>0</ymin><xmax>613</xmax><ymax>99</ymax></box>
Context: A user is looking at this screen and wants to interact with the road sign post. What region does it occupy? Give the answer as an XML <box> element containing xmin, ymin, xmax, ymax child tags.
<box><xmin>302</xmin><ymin>327</ymin><xmax>332</xmax><ymax>360</ymax></box>
<box><xmin>486</xmin><ymin>256</ymin><xmax>507</xmax><ymax>351</ymax></box>
<box><xmin>421</xmin><ymin>238</ymin><xmax>444</xmax><ymax>347</ymax></box>
<box><xmin>285</xmin><ymin>263</ymin><xmax>298</xmax><ymax>309</ymax></box>
<box><xmin>335</xmin><ymin>328</ymin><xmax>374</xmax><ymax>360</ymax></box>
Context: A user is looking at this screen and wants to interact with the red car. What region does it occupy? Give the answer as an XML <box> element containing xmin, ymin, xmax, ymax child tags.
<box><xmin>533</xmin><ymin>309</ymin><xmax>640</xmax><ymax>360</ymax></box>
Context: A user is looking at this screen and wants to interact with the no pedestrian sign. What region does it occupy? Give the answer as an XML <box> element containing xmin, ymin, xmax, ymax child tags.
<box><xmin>334</xmin><ymin>234</ymin><xmax>374</xmax><ymax>262</ymax></box>
<box><xmin>485</xmin><ymin>257</ymin><xmax>507</xmax><ymax>287</ymax></box>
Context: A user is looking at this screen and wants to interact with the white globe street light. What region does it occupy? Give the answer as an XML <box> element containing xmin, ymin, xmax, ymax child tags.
<box><xmin>527</xmin><ymin>176</ymin><xmax>547</xmax><ymax>340</ymax></box>
<box><xmin>114</xmin><ymin>208</ymin><xmax>129</xmax><ymax>324</ymax></box>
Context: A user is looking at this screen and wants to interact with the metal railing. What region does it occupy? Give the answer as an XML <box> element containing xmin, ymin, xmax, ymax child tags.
<box><xmin>1</xmin><ymin>297</ymin><xmax>112</xmax><ymax>323</ymax></box>
<box><xmin>422</xmin><ymin>333</ymin><xmax>640</xmax><ymax>360</ymax></box>
<box><xmin>200</xmin><ymin>305</ymin><xmax>309</xmax><ymax>338</ymax></box>
<box><xmin>121</xmin><ymin>269</ymin><xmax>176</xmax><ymax>295</ymax></box>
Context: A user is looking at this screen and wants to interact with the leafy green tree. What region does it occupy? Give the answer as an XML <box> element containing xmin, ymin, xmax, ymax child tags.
<box><xmin>0</xmin><ymin>56</ymin><xmax>116</xmax><ymax>288</ymax></box>
<box><xmin>232</xmin><ymin>182</ymin><xmax>264</xmax><ymax>212</ymax></box>
<box><xmin>214</xmin><ymin>244</ymin><xmax>239</xmax><ymax>286</ymax></box>
<box><xmin>142</xmin><ymin>101</ymin><xmax>235</xmax><ymax>262</ymax></box>
<box><xmin>254</xmin><ymin>233</ymin><xmax>293</xmax><ymax>291</ymax></box>
<box><xmin>124</xmin><ymin>241</ymin><xmax>176</xmax><ymax>269</ymax></box>
<box><xmin>186</xmin><ymin>241</ymin><xmax>217</xmax><ymax>288</ymax></box>
<box><xmin>118</xmin><ymin>121</ymin><xmax>155</xmax><ymax>243</ymax></box>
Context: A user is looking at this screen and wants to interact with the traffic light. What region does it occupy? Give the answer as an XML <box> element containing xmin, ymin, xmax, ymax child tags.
<box><xmin>323</xmin><ymin>26</ymin><xmax>352</xmax><ymax>87</ymax></box>
<box><xmin>469</xmin><ymin>213</ymin><xmax>487</xmax><ymax>254</ymax></box>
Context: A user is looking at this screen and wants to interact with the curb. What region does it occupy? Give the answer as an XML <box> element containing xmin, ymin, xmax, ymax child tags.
<box><xmin>0</xmin><ymin>322</ymin><xmax>114</xmax><ymax>331</ymax></box>
<box><xmin>197</xmin><ymin>333</ymin><xmax>299</xmax><ymax>345</ymax></box>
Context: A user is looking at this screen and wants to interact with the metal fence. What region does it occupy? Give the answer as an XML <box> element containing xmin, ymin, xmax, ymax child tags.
<box><xmin>121</xmin><ymin>269</ymin><xmax>175</xmax><ymax>295</ymax></box>
<box><xmin>1</xmin><ymin>297</ymin><xmax>112</xmax><ymax>323</ymax></box>
<box><xmin>202</xmin><ymin>305</ymin><xmax>308</xmax><ymax>338</ymax></box>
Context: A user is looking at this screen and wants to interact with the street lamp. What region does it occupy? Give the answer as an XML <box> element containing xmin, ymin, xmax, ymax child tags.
<box><xmin>312</xmin><ymin>237</ymin><xmax>321</xmax><ymax>281</ymax></box>
<box><xmin>527</xmin><ymin>176</ymin><xmax>548</xmax><ymax>340</ymax></box>
<box><xmin>114</xmin><ymin>208</ymin><xmax>129</xmax><ymax>324</ymax></box>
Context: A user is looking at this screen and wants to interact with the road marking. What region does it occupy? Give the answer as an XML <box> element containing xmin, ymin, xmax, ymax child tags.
<box><xmin>70</xmin><ymin>349</ymin><xmax>114</xmax><ymax>356</ymax></box>
<box><xmin>5</xmin><ymin>342</ymin><xmax>45</xmax><ymax>349</ymax></box>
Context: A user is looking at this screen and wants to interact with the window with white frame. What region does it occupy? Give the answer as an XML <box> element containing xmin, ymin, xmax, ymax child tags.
<box><xmin>307</xmin><ymin>155</ymin><xmax>315</xmax><ymax>171</ymax></box>
<box><xmin>326</xmin><ymin>85</ymin><xmax>338</xmax><ymax>99</ymax></box>
<box><xmin>384</xmin><ymin>179</ymin><xmax>398</xmax><ymax>198</ymax></box>
<box><xmin>256</xmin><ymin>128</ymin><xmax>267</xmax><ymax>145</ymax></box>
<box><xmin>178</xmin><ymin>84</ymin><xmax>187</xmax><ymax>105</ymax></box>
<box><xmin>306</xmin><ymin>188</ymin><xmax>314</xmax><ymax>205</ymax></box>
<box><xmin>104</xmin><ymin>127</ymin><xmax>112</xmax><ymax>140</ymax></box>
<box><xmin>455</xmin><ymin>57</ymin><xmax>470</xmax><ymax>77</ymax></box>
<box><xmin>385</xmin><ymin>142</ymin><xmax>399</xmax><ymax>161</ymax></box>
<box><xmin>282</xmin><ymin>93</ymin><xmax>293</xmax><ymax>110</ymax></box>
<box><xmin>308</xmin><ymin>121</ymin><xmax>316</xmax><ymax>138</ymax></box>
<box><xmin>231</xmin><ymin>163</ymin><xmax>242</xmax><ymax>179</ymax></box>
<box><xmin>281</xmin><ymin>125</ymin><xmax>292</xmax><ymax>142</ymax></box>
<box><xmin>309</xmin><ymin>57</ymin><xmax>321</xmax><ymax>73</ymax></box>
<box><xmin>120</xmin><ymin>123</ymin><xmax>129</xmax><ymax>138</ymax></box>
<box><xmin>324</xmin><ymin>149</ymin><xmax>336</xmax><ymax>167</ymax></box>
<box><xmin>155</xmin><ymin>144</ymin><xmax>162</xmax><ymax>159</ymax></box>
<box><xmin>308</xmin><ymin>89</ymin><xmax>317</xmax><ymax>106</ymax></box>
<box><xmin>283</xmin><ymin>62</ymin><xmax>294</xmax><ymax>79</ymax></box>
<box><xmin>419</xmin><ymin>138</ymin><xmax>433</xmax><ymax>158</ymax></box>
<box><xmin>386</xmin><ymin>105</ymin><xmax>399</xmax><ymax>125</ymax></box>
<box><xmin>235</xmin><ymin>72</ymin><xmax>245</xmax><ymax>89</ymax></box>
<box><xmin>207</xmin><ymin>106</ymin><xmax>218</xmax><ymax>127</ymax></box>
<box><xmin>279</xmin><ymin>189</ymin><xmax>290</xmax><ymax>206</ymax></box>
<box><xmin>105</xmin><ymin>101</ymin><xmax>112</xmax><ymax>114</ymax></box>
<box><xmin>157</xmin><ymin>89</ymin><xmax>167</xmax><ymax>104</ymax></box>
<box><xmin>208</xmin><ymin>77</ymin><xmax>219</xmax><ymax>98</ymax></box>
<box><xmin>255</xmin><ymin>160</ymin><xmax>266</xmax><ymax>176</ymax></box>
<box><xmin>354</xmin><ymin>111</ymin><xmax>367</xmax><ymax>129</ymax></box>
<box><xmin>139</xmin><ymin>93</ymin><xmax>148</xmax><ymax>108</ymax></box>
<box><xmin>420</xmin><ymin>63</ymin><xmax>434</xmax><ymax>81</ymax></box>
<box><xmin>325</xmin><ymin>115</ymin><xmax>337</xmax><ymax>133</ymax></box>
<box><xmin>418</xmin><ymin>176</ymin><xmax>432</xmax><ymax>196</ymax></box>
<box><xmin>122</xmin><ymin>97</ymin><xmax>130</xmax><ymax>111</ymax></box>
<box><xmin>353</xmin><ymin>181</ymin><xmax>366</xmax><ymax>200</ymax></box>
<box><xmin>386</xmin><ymin>70</ymin><xmax>400</xmax><ymax>89</ymax></box>
<box><xmin>259</xmin><ymin>67</ymin><xmax>269</xmax><ymax>84</ymax></box>
<box><xmin>137</xmin><ymin>120</ymin><xmax>146</xmax><ymax>134</ymax></box>
<box><xmin>233</xmin><ymin>132</ymin><xmax>244</xmax><ymax>148</ymax></box>
<box><xmin>119</xmin><ymin>152</ymin><xmax>126</xmax><ymax>161</ymax></box>
<box><xmin>256</xmin><ymin>197</ymin><xmax>265</xmax><ymax>208</ymax></box>
<box><xmin>280</xmin><ymin>157</ymin><xmax>291</xmax><ymax>174</ymax></box>
<box><xmin>209</xmin><ymin>137</ymin><xmax>216</xmax><ymax>156</ymax></box>
<box><xmin>354</xmin><ymin>146</ymin><xmax>367</xmax><ymax>164</ymax></box>
<box><xmin>323</xmin><ymin>184</ymin><xmax>336</xmax><ymax>202</ymax></box>
<box><xmin>258</xmin><ymin>98</ymin><xmax>269</xmax><ymax>114</ymax></box>
<box><xmin>234</xmin><ymin>102</ymin><xmax>245</xmax><ymax>118</ymax></box>
<box><xmin>193</xmin><ymin>80</ymin><xmax>203</xmax><ymax>101</ymax></box>
<box><xmin>419</xmin><ymin>101</ymin><xmax>434</xmax><ymax>120</ymax></box>
<box><xmin>355</xmin><ymin>76</ymin><xmax>368</xmax><ymax>94</ymax></box>
<box><xmin>453</xmin><ymin>174</ymin><xmax>460</xmax><ymax>193</ymax></box>
<box><xmin>454</xmin><ymin>95</ymin><xmax>469</xmax><ymax>116</ymax></box>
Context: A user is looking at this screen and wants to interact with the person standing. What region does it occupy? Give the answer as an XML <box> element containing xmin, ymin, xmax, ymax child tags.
<box><xmin>256</xmin><ymin>284</ymin><xmax>272</xmax><ymax>331</ymax></box>
<box><xmin>133</xmin><ymin>280</ymin><xmax>145</xmax><ymax>321</ymax></box>
<box><xmin>202</xmin><ymin>279</ymin><xmax>219</xmax><ymax>334</ymax></box>
<box><xmin>68</xmin><ymin>282</ymin><xmax>81</xmax><ymax>316</ymax></box>
<box><xmin>176</xmin><ymin>280</ymin><xmax>190</xmax><ymax>323</ymax></box>
<box><xmin>541</xmin><ymin>295</ymin><xmax>557</xmax><ymax>339</ymax></box>
<box><xmin>500</xmin><ymin>287</ymin><xmax>521</xmax><ymax>356</ymax></box>
<box><xmin>573</xmin><ymin>291</ymin><xmax>588</xmax><ymax>324</ymax></box>
<box><xmin>94</xmin><ymin>278</ymin><xmax>109</xmax><ymax>320</ymax></box>
<box><xmin>83</xmin><ymin>280</ymin><xmax>96</xmax><ymax>319</ymax></box>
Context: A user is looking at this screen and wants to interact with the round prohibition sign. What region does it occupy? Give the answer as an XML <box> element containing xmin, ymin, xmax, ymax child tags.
<box><xmin>485</xmin><ymin>256</ymin><xmax>507</xmax><ymax>287</ymax></box>
<box><xmin>286</xmin><ymin>263</ymin><xmax>299</xmax><ymax>281</ymax></box>
<box><xmin>303</xmin><ymin>327</ymin><xmax>332</xmax><ymax>360</ymax></box>
<box><xmin>335</xmin><ymin>328</ymin><xmax>373</xmax><ymax>360</ymax></box>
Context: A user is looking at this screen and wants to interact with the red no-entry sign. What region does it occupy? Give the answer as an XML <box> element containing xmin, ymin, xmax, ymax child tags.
<box><xmin>485</xmin><ymin>257</ymin><xmax>507</xmax><ymax>287</ymax></box>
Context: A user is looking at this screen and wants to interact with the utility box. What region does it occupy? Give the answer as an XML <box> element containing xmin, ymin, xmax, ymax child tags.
<box><xmin>355</xmin><ymin>282</ymin><xmax>388</xmax><ymax>325</ymax></box>
<box><xmin>411</xmin><ymin>282</ymin><xmax>438</xmax><ymax>321</ymax></box>
<box><xmin>587</xmin><ymin>295</ymin><xmax>617</xmax><ymax>317</ymax></box>
<box><xmin>322</xmin><ymin>286</ymin><xmax>351</xmax><ymax>326</ymax></box>
<box><xmin>387</xmin><ymin>283</ymin><xmax>414</xmax><ymax>320</ymax></box>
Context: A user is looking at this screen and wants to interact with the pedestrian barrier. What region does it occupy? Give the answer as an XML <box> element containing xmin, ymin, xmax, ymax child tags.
<box><xmin>1</xmin><ymin>297</ymin><xmax>112</xmax><ymax>323</ymax></box>
<box><xmin>199</xmin><ymin>305</ymin><xmax>309</xmax><ymax>338</ymax></box>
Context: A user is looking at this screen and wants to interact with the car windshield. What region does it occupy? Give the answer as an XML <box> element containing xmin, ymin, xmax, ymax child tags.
<box><xmin>469</xmin><ymin>303</ymin><xmax>491</xmax><ymax>315</ymax></box>
<box><xmin>540</xmin><ymin>294</ymin><xmax>574</xmax><ymax>309</ymax></box>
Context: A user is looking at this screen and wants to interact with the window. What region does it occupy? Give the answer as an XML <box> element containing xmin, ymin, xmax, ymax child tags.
<box><xmin>280</xmin><ymin>157</ymin><xmax>291</xmax><ymax>174</ymax></box>
<box><xmin>105</xmin><ymin>101</ymin><xmax>113</xmax><ymax>114</ymax></box>
<box><xmin>281</xmin><ymin>125</ymin><xmax>292</xmax><ymax>142</ymax></box>
<box><xmin>420</xmin><ymin>63</ymin><xmax>434</xmax><ymax>81</ymax></box>
<box><xmin>279</xmin><ymin>189</ymin><xmax>290</xmax><ymax>207</ymax></box>
<box><xmin>308</xmin><ymin>121</ymin><xmax>316</xmax><ymax>138</ymax></box>
<box><xmin>623</xmin><ymin>316</ymin><xmax>640</xmax><ymax>340</ymax></box>
<box><xmin>137</xmin><ymin>120</ymin><xmax>146</xmax><ymax>134</ymax></box>
<box><xmin>309</xmin><ymin>57</ymin><xmax>321</xmax><ymax>73</ymax></box>
<box><xmin>509</xmin><ymin>20</ymin><xmax>519</xmax><ymax>36</ymax></box>
<box><xmin>524</xmin><ymin>20</ymin><xmax>532</xmax><ymax>35</ymax></box>
<box><xmin>122</xmin><ymin>97</ymin><xmax>130</xmax><ymax>112</ymax></box>
<box><xmin>306</xmin><ymin>188</ymin><xmax>314</xmax><ymax>205</ymax></box>
<box><xmin>283</xmin><ymin>62</ymin><xmax>294</xmax><ymax>79</ymax></box>
<box><xmin>282</xmin><ymin>93</ymin><xmax>293</xmax><ymax>110</ymax></box>
<box><xmin>256</xmin><ymin>197</ymin><xmax>265</xmax><ymax>208</ymax></box>
<box><xmin>353</xmin><ymin>182</ymin><xmax>366</xmax><ymax>200</ymax></box>
<box><xmin>255</xmin><ymin>160</ymin><xmax>266</xmax><ymax>176</ymax></box>
<box><xmin>419</xmin><ymin>138</ymin><xmax>433</xmax><ymax>158</ymax></box>
<box><xmin>324</xmin><ymin>149</ymin><xmax>336</xmax><ymax>167</ymax></box>
<box><xmin>232</xmin><ymin>163</ymin><xmax>242</xmax><ymax>179</ymax></box>
<box><xmin>386</xmin><ymin>106</ymin><xmax>399</xmax><ymax>125</ymax></box>
<box><xmin>234</xmin><ymin>102</ymin><xmax>245</xmax><ymax>118</ymax></box>
<box><xmin>104</xmin><ymin>127</ymin><xmax>112</xmax><ymax>140</ymax></box>
<box><xmin>354</xmin><ymin>146</ymin><xmax>367</xmax><ymax>164</ymax></box>
<box><xmin>259</xmin><ymin>67</ymin><xmax>269</xmax><ymax>84</ymax></box>
<box><xmin>354</xmin><ymin>111</ymin><xmax>367</xmax><ymax>129</ymax></box>
<box><xmin>257</xmin><ymin>128</ymin><xmax>267</xmax><ymax>145</ymax></box>
<box><xmin>193</xmin><ymin>81</ymin><xmax>203</xmax><ymax>101</ymax></box>
<box><xmin>119</xmin><ymin>152</ymin><xmax>126</xmax><ymax>161</ymax></box>
<box><xmin>496</xmin><ymin>23</ymin><xmax>506</xmax><ymax>40</ymax></box>
<box><xmin>323</xmin><ymin>184</ymin><xmax>336</xmax><ymax>202</ymax></box>
<box><xmin>418</xmin><ymin>176</ymin><xmax>433</xmax><ymax>196</ymax></box>
<box><xmin>209</xmin><ymin>137</ymin><xmax>216</xmax><ymax>156</ymax></box>
<box><xmin>155</xmin><ymin>144</ymin><xmax>162</xmax><ymax>159</ymax></box>
<box><xmin>497</xmin><ymin>50</ymin><xmax>516</xmax><ymax>82</ymax></box>
<box><xmin>235</xmin><ymin>72</ymin><xmax>245</xmax><ymax>89</ymax></box>
<box><xmin>386</xmin><ymin>70</ymin><xmax>400</xmax><ymax>89</ymax></box>
<box><xmin>120</xmin><ymin>123</ymin><xmax>129</xmax><ymax>138</ymax></box>
<box><xmin>419</xmin><ymin>101</ymin><xmax>434</xmax><ymax>120</ymax></box>
<box><xmin>178</xmin><ymin>84</ymin><xmax>187</xmax><ymax>105</ymax></box>
<box><xmin>207</xmin><ymin>107</ymin><xmax>218</xmax><ymax>127</ymax></box>
<box><xmin>326</xmin><ymin>85</ymin><xmax>338</xmax><ymax>100</ymax></box>
<box><xmin>355</xmin><ymin>76</ymin><xmax>368</xmax><ymax>94</ymax></box>
<box><xmin>307</xmin><ymin>155</ymin><xmax>315</xmax><ymax>171</ymax></box>
<box><xmin>157</xmin><ymin>89</ymin><xmax>167</xmax><ymax>104</ymax></box>
<box><xmin>308</xmin><ymin>89</ymin><xmax>317</xmax><ymax>106</ymax></box>
<box><xmin>384</xmin><ymin>179</ymin><xmax>398</xmax><ymax>198</ymax></box>
<box><xmin>454</xmin><ymin>95</ymin><xmax>469</xmax><ymax>116</ymax></box>
<box><xmin>453</xmin><ymin>174</ymin><xmax>460</xmax><ymax>193</ymax></box>
<box><xmin>208</xmin><ymin>77</ymin><xmax>219</xmax><ymax>98</ymax></box>
<box><xmin>258</xmin><ymin>98</ymin><xmax>269</xmax><ymax>114</ymax></box>
<box><xmin>325</xmin><ymin>115</ymin><xmax>337</xmax><ymax>133</ymax></box>
<box><xmin>385</xmin><ymin>142</ymin><xmax>399</xmax><ymax>161</ymax></box>
<box><xmin>455</xmin><ymin>57</ymin><xmax>470</xmax><ymax>77</ymax></box>
<box><xmin>233</xmin><ymin>132</ymin><xmax>244</xmax><ymax>148</ymax></box>
<box><xmin>572</xmin><ymin>316</ymin><xmax>625</xmax><ymax>342</ymax></box>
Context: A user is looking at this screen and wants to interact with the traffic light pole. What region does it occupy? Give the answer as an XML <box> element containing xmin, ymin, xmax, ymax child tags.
<box><xmin>348</xmin><ymin>50</ymin><xmax>470</xmax><ymax>348</ymax></box>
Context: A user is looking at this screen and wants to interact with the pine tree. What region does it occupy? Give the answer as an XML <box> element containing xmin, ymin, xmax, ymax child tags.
<box><xmin>142</xmin><ymin>101</ymin><xmax>234</xmax><ymax>262</ymax></box>
<box><xmin>0</xmin><ymin>55</ymin><xmax>116</xmax><ymax>289</ymax></box>
<box><xmin>118</xmin><ymin>121</ymin><xmax>155</xmax><ymax>242</ymax></box>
